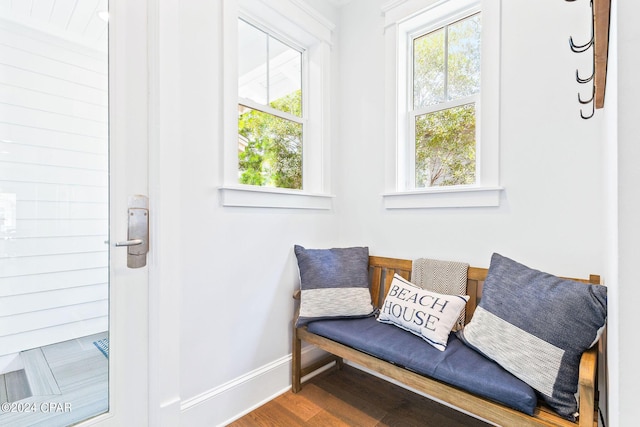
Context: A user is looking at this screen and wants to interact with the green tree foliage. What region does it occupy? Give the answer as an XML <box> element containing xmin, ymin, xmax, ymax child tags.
<box><xmin>413</xmin><ymin>14</ymin><xmax>480</xmax><ymax>187</ymax></box>
<box><xmin>413</xmin><ymin>28</ymin><xmax>446</xmax><ymax>108</ymax></box>
<box><xmin>446</xmin><ymin>16</ymin><xmax>481</xmax><ymax>100</ymax></box>
<box><xmin>415</xmin><ymin>104</ymin><xmax>476</xmax><ymax>187</ymax></box>
<box><xmin>238</xmin><ymin>90</ymin><xmax>302</xmax><ymax>189</ymax></box>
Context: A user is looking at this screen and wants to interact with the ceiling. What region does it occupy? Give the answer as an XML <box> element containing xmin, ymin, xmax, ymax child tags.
<box><xmin>326</xmin><ymin>0</ymin><xmax>353</xmax><ymax>6</ymax></box>
<box><xmin>0</xmin><ymin>0</ymin><xmax>108</xmax><ymax>51</ymax></box>
<box><xmin>0</xmin><ymin>0</ymin><xmax>350</xmax><ymax>53</ymax></box>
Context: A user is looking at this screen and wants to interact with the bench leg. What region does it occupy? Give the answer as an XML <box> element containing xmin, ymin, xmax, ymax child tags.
<box><xmin>292</xmin><ymin>327</ymin><xmax>302</xmax><ymax>393</ymax></box>
<box><xmin>293</xmin><ymin>327</ymin><xmax>345</xmax><ymax>393</ymax></box>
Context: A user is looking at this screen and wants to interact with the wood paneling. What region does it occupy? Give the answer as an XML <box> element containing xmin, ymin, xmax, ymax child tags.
<box><xmin>0</xmin><ymin>18</ymin><xmax>108</xmax><ymax>356</ymax></box>
<box><xmin>594</xmin><ymin>0</ymin><xmax>610</xmax><ymax>109</ymax></box>
<box><xmin>0</xmin><ymin>0</ymin><xmax>108</xmax><ymax>51</ymax></box>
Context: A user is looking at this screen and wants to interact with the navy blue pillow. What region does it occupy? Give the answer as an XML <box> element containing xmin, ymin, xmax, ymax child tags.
<box><xmin>457</xmin><ymin>253</ymin><xmax>607</xmax><ymax>421</ymax></box>
<box><xmin>294</xmin><ymin>245</ymin><xmax>375</xmax><ymax>327</ymax></box>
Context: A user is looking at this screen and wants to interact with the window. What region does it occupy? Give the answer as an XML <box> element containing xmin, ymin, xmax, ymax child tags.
<box><xmin>382</xmin><ymin>0</ymin><xmax>502</xmax><ymax>208</ymax></box>
<box><xmin>237</xmin><ymin>19</ymin><xmax>304</xmax><ymax>190</ymax></box>
<box><xmin>411</xmin><ymin>13</ymin><xmax>480</xmax><ymax>188</ymax></box>
<box><xmin>221</xmin><ymin>0</ymin><xmax>334</xmax><ymax>209</ymax></box>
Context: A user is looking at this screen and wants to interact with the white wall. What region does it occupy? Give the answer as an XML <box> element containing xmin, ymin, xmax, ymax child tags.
<box><xmin>152</xmin><ymin>1</ymin><xmax>624</xmax><ymax>425</ymax></box>
<box><xmin>335</xmin><ymin>0</ymin><xmax>604</xmax><ymax>277</ymax></box>
<box><xmin>0</xmin><ymin>18</ymin><xmax>108</xmax><ymax>359</ymax></box>
<box><xmin>608</xmin><ymin>1</ymin><xmax>640</xmax><ymax>425</ymax></box>
<box><xmin>167</xmin><ymin>2</ymin><xmax>341</xmax><ymax>425</ymax></box>
<box><xmin>601</xmin><ymin>3</ymin><xmax>617</xmax><ymax>425</ymax></box>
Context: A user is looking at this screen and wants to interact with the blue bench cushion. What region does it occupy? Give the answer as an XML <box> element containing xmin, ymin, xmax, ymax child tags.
<box><xmin>306</xmin><ymin>316</ymin><xmax>537</xmax><ymax>415</ymax></box>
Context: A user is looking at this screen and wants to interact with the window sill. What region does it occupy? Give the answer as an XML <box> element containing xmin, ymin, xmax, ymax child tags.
<box><xmin>382</xmin><ymin>186</ymin><xmax>503</xmax><ymax>209</ymax></box>
<box><xmin>219</xmin><ymin>185</ymin><xmax>334</xmax><ymax>210</ymax></box>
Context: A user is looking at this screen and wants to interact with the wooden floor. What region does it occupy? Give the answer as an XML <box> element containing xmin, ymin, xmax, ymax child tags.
<box><xmin>0</xmin><ymin>369</ymin><xmax>30</xmax><ymax>404</ymax></box>
<box><xmin>229</xmin><ymin>365</ymin><xmax>491</xmax><ymax>427</ymax></box>
<box><xmin>0</xmin><ymin>332</ymin><xmax>108</xmax><ymax>427</ymax></box>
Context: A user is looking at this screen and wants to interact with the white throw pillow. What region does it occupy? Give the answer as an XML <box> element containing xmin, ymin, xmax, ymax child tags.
<box><xmin>377</xmin><ymin>274</ymin><xmax>469</xmax><ymax>351</ymax></box>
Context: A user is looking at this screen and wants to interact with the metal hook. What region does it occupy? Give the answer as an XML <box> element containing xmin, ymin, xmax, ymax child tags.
<box><xmin>568</xmin><ymin>0</ymin><xmax>594</xmax><ymax>53</ymax></box>
<box><xmin>576</xmin><ymin>67</ymin><xmax>594</xmax><ymax>84</ymax></box>
<box><xmin>569</xmin><ymin>35</ymin><xmax>593</xmax><ymax>53</ymax></box>
<box><xmin>578</xmin><ymin>86</ymin><xmax>595</xmax><ymax>104</ymax></box>
<box><xmin>566</xmin><ymin>0</ymin><xmax>597</xmax><ymax>120</ymax></box>
<box><xmin>580</xmin><ymin>101</ymin><xmax>595</xmax><ymax>119</ymax></box>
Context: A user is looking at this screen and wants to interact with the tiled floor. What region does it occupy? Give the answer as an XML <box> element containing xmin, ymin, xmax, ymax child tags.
<box><xmin>0</xmin><ymin>332</ymin><xmax>108</xmax><ymax>427</ymax></box>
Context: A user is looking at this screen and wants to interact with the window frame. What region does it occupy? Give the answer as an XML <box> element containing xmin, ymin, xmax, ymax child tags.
<box><xmin>221</xmin><ymin>0</ymin><xmax>334</xmax><ymax>209</ymax></box>
<box><xmin>237</xmin><ymin>16</ymin><xmax>306</xmax><ymax>190</ymax></box>
<box><xmin>408</xmin><ymin>11</ymin><xmax>481</xmax><ymax>189</ymax></box>
<box><xmin>382</xmin><ymin>0</ymin><xmax>503</xmax><ymax>209</ymax></box>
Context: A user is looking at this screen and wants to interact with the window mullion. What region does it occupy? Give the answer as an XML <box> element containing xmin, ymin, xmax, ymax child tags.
<box><xmin>444</xmin><ymin>25</ymin><xmax>449</xmax><ymax>102</ymax></box>
<box><xmin>408</xmin><ymin>110</ymin><xmax>418</xmax><ymax>190</ymax></box>
<box><xmin>266</xmin><ymin>35</ymin><xmax>270</xmax><ymax>104</ymax></box>
<box><xmin>412</xmin><ymin>94</ymin><xmax>479</xmax><ymax>117</ymax></box>
<box><xmin>238</xmin><ymin>97</ymin><xmax>305</xmax><ymax>124</ymax></box>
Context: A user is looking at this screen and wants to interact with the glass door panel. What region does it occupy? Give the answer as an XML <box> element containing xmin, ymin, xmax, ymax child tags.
<box><xmin>0</xmin><ymin>1</ymin><xmax>109</xmax><ymax>425</ymax></box>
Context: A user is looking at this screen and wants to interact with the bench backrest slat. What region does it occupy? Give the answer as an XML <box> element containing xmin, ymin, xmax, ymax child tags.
<box><xmin>368</xmin><ymin>256</ymin><xmax>600</xmax><ymax>325</ymax></box>
<box><xmin>368</xmin><ymin>256</ymin><xmax>412</xmax><ymax>307</ymax></box>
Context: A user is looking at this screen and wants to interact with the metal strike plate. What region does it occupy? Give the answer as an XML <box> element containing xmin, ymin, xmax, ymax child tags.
<box><xmin>127</xmin><ymin>208</ymin><xmax>149</xmax><ymax>256</ymax></box>
<box><xmin>116</xmin><ymin>195</ymin><xmax>149</xmax><ymax>268</ymax></box>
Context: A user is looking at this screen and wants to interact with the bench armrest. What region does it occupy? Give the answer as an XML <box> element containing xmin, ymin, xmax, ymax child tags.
<box><xmin>578</xmin><ymin>344</ymin><xmax>599</xmax><ymax>427</ymax></box>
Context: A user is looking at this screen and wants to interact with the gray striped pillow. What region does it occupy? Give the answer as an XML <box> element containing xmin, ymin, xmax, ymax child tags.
<box><xmin>294</xmin><ymin>245</ymin><xmax>374</xmax><ymax>327</ymax></box>
<box><xmin>457</xmin><ymin>253</ymin><xmax>607</xmax><ymax>421</ymax></box>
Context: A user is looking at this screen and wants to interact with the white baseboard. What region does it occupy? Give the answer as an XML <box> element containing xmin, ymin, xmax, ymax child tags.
<box><xmin>180</xmin><ymin>345</ymin><xmax>328</xmax><ymax>426</ymax></box>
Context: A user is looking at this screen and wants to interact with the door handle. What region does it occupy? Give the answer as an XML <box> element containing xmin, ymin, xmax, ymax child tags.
<box><xmin>115</xmin><ymin>239</ymin><xmax>143</xmax><ymax>247</ymax></box>
<box><xmin>115</xmin><ymin>195</ymin><xmax>149</xmax><ymax>268</ymax></box>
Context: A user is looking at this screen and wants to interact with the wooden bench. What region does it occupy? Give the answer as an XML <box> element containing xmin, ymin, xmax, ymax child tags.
<box><xmin>292</xmin><ymin>256</ymin><xmax>601</xmax><ymax>427</ymax></box>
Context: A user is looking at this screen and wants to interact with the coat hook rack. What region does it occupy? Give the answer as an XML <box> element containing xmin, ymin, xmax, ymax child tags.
<box><xmin>565</xmin><ymin>0</ymin><xmax>611</xmax><ymax>120</ymax></box>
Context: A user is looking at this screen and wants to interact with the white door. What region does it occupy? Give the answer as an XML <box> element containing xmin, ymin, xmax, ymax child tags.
<box><xmin>0</xmin><ymin>0</ymin><xmax>149</xmax><ymax>425</ymax></box>
<box><xmin>98</xmin><ymin>0</ymin><xmax>150</xmax><ymax>425</ymax></box>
